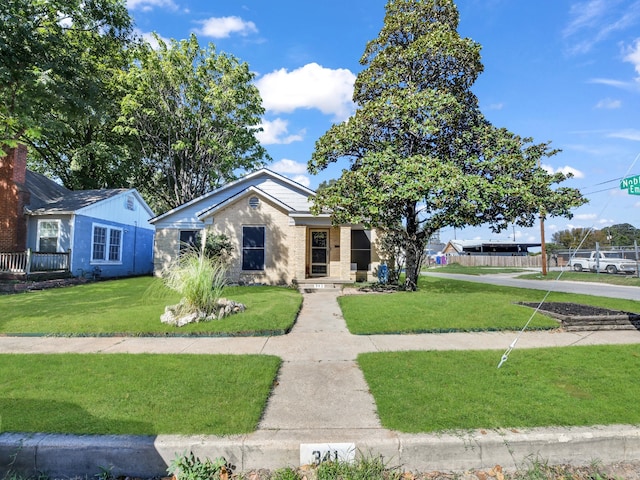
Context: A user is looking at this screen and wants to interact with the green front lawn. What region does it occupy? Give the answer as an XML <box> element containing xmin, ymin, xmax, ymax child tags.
<box><xmin>359</xmin><ymin>344</ymin><xmax>640</xmax><ymax>433</ymax></box>
<box><xmin>423</xmin><ymin>264</ymin><xmax>529</xmax><ymax>275</ymax></box>
<box><xmin>339</xmin><ymin>276</ymin><xmax>640</xmax><ymax>334</ymax></box>
<box><xmin>0</xmin><ymin>353</ymin><xmax>280</xmax><ymax>435</ymax></box>
<box><xmin>0</xmin><ymin>277</ymin><xmax>302</xmax><ymax>336</ymax></box>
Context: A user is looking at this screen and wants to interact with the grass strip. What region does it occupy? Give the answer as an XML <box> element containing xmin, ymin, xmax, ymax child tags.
<box><xmin>358</xmin><ymin>344</ymin><xmax>640</xmax><ymax>433</ymax></box>
<box><xmin>518</xmin><ymin>270</ymin><xmax>640</xmax><ymax>286</ymax></box>
<box><xmin>423</xmin><ymin>264</ymin><xmax>529</xmax><ymax>275</ymax></box>
<box><xmin>339</xmin><ymin>275</ymin><xmax>640</xmax><ymax>334</ymax></box>
<box><xmin>0</xmin><ymin>277</ymin><xmax>302</xmax><ymax>336</ymax></box>
<box><xmin>0</xmin><ymin>353</ymin><xmax>280</xmax><ymax>435</ymax></box>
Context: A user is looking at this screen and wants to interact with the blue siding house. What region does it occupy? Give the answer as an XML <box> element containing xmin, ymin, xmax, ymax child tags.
<box><xmin>23</xmin><ymin>170</ymin><xmax>155</xmax><ymax>278</ymax></box>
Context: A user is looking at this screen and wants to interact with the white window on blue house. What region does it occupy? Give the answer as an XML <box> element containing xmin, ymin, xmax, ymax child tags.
<box><xmin>92</xmin><ymin>224</ymin><xmax>122</xmax><ymax>263</ymax></box>
<box><xmin>37</xmin><ymin>219</ymin><xmax>61</xmax><ymax>253</ymax></box>
<box><xmin>242</xmin><ymin>226</ymin><xmax>265</xmax><ymax>271</ymax></box>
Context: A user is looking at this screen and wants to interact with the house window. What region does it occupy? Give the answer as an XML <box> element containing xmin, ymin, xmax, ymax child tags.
<box><xmin>351</xmin><ymin>230</ymin><xmax>371</xmax><ymax>270</ymax></box>
<box><xmin>179</xmin><ymin>230</ymin><xmax>199</xmax><ymax>254</ymax></box>
<box><xmin>37</xmin><ymin>220</ymin><xmax>60</xmax><ymax>253</ymax></box>
<box><xmin>242</xmin><ymin>226</ymin><xmax>265</xmax><ymax>271</ymax></box>
<box><xmin>92</xmin><ymin>224</ymin><xmax>122</xmax><ymax>263</ymax></box>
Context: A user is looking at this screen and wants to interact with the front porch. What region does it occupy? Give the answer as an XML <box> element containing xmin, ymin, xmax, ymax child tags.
<box><xmin>291</xmin><ymin>224</ymin><xmax>379</xmax><ymax>284</ymax></box>
<box><xmin>0</xmin><ymin>249</ymin><xmax>71</xmax><ymax>280</ymax></box>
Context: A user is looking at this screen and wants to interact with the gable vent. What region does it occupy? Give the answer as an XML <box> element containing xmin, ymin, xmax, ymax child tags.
<box><xmin>125</xmin><ymin>195</ymin><xmax>135</xmax><ymax>211</ymax></box>
<box><xmin>249</xmin><ymin>196</ymin><xmax>260</xmax><ymax>209</ymax></box>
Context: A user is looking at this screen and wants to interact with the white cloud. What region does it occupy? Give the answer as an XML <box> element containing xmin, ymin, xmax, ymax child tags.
<box><xmin>271</xmin><ymin>159</ymin><xmax>308</xmax><ymax>175</ymax></box>
<box><xmin>127</xmin><ymin>0</ymin><xmax>177</xmax><ymax>12</ymax></box>
<box><xmin>541</xmin><ymin>163</ymin><xmax>585</xmax><ymax>178</ymax></box>
<box><xmin>575</xmin><ymin>213</ymin><xmax>597</xmax><ymax>220</ymax></box>
<box><xmin>487</xmin><ymin>102</ymin><xmax>504</xmax><ymax>110</ymax></box>
<box><xmin>563</xmin><ymin>0</ymin><xmax>640</xmax><ymax>54</ymax></box>
<box><xmin>623</xmin><ymin>38</ymin><xmax>640</xmax><ymax>78</ymax></box>
<box><xmin>595</xmin><ymin>98</ymin><xmax>621</xmax><ymax>109</ymax></box>
<box><xmin>135</xmin><ymin>29</ymin><xmax>170</xmax><ymax>49</ymax></box>
<box><xmin>589</xmin><ymin>78</ymin><xmax>636</xmax><ymax>89</ymax></box>
<box><xmin>608</xmin><ymin>129</ymin><xmax>640</xmax><ymax>141</ymax></box>
<box><xmin>269</xmin><ymin>159</ymin><xmax>311</xmax><ymax>187</ymax></box>
<box><xmin>291</xmin><ymin>175</ymin><xmax>311</xmax><ymax>188</ymax></box>
<box><xmin>194</xmin><ymin>16</ymin><xmax>258</xmax><ymax>38</ymax></box>
<box><xmin>255</xmin><ymin>63</ymin><xmax>356</xmax><ymax>121</ymax></box>
<box><xmin>256</xmin><ymin>119</ymin><xmax>305</xmax><ymax>145</ymax></box>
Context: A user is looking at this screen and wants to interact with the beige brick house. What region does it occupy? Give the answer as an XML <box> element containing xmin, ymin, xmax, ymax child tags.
<box><xmin>151</xmin><ymin>169</ymin><xmax>380</xmax><ymax>285</ymax></box>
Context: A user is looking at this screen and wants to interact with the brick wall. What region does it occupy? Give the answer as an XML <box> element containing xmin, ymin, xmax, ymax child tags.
<box><xmin>0</xmin><ymin>145</ymin><xmax>30</xmax><ymax>252</ymax></box>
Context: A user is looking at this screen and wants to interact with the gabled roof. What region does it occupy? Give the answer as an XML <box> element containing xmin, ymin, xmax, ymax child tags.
<box><xmin>24</xmin><ymin>170</ymin><xmax>69</xmax><ymax>210</ymax></box>
<box><xmin>197</xmin><ymin>185</ymin><xmax>294</xmax><ymax>220</ymax></box>
<box><xmin>150</xmin><ymin>168</ymin><xmax>316</xmax><ymax>224</ymax></box>
<box><xmin>24</xmin><ymin>170</ymin><xmax>152</xmax><ymax>216</ymax></box>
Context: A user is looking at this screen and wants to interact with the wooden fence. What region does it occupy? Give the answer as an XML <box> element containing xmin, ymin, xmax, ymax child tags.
<box><xmin>446</xmin><ymin>254</ymin><xmax>542</xmax><ymax>268</ymax></box>
<box><xmin>0</xmin><ymin>250</ymin><xmax>71</xmax><ymax>275</ymax></box>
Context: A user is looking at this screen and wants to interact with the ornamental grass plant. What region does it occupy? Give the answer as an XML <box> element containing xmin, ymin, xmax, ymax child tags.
<box><xmin>161</xmin><ymin>249</ymin><xmax>228</xmax><ymax>317</ymax></box>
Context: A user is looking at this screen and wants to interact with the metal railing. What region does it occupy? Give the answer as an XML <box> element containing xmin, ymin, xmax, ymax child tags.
<box><xmin>0</xmin><ymin>249</ymin><xmax>71</xmax><ymax>274</ymax></box>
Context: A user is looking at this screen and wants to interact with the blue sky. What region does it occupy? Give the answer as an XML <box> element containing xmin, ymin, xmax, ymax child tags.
<box><xmin>126</xmin><ymin>0</ymin><xmax>640</xmax><ymax>245</ymax></box>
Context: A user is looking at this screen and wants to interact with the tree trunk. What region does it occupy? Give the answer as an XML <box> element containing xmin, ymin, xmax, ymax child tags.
<box><xmin>403</xmin><ymin>204</ymin><xmax>427</xmax><ymax>291</ymax></box>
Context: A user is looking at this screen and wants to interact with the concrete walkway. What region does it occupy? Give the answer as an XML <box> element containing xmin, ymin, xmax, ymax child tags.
<box><xmin>2</xmin><ymin>286</ymin><xmax>640</xmax><ymax>477</ymax></box>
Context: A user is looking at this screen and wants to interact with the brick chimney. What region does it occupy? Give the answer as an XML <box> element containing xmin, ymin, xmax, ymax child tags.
<box><xmin>0</xmin><ymin>144</ymin><xmax>30</xmax><ymax>252</ymax></box>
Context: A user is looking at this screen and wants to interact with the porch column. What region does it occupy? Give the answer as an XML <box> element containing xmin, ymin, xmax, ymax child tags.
<box><xmin>339</xmin><ymin>226</ymin><xmax>351</xmax><ymax>280</ymax></box>
<box><xmin>293</xmin><ymin>225</ymin><xmax>306</xmax><ymax>281</ymax></box>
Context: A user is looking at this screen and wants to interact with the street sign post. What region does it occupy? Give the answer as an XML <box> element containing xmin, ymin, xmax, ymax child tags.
<box><xmin>620</xmin><ymin>175</ymin><xmax>640</xmax><ymax>195</ymax></box>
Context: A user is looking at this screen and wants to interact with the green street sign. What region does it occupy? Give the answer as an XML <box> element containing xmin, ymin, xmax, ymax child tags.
<box><xmin>620</xmin><ymin>175</ymin><xmax>640</xmax><ymax>195</ymax></box>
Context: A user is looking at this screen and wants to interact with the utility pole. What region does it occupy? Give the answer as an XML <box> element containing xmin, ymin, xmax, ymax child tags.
<box><xmin>538</xmin><ymin>157</ymin><xmax>547</xmax><ymax>276</ymax></box>
<box><xmin>540</xmin><ymin>212</ymin><xmax>547</xmax><ymax>275</ymax></box>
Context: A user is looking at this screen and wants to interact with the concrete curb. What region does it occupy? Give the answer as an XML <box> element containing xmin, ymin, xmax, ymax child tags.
<box><xmin>3</xmin><ymin>425</ymin><xmax>640</xmax><ymax>477</ymax></box>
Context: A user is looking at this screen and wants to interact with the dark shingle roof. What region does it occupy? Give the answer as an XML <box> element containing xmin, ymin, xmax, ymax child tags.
<box><xmin>25</xmin><ymin>170</ymin><xmax>127</xmax><ymax>214</ymax></box>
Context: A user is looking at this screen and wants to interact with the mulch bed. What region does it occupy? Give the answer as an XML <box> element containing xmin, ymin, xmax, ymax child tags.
<box><xmin>519</xmin><ymin>302</ymin><xmax>634</xmax><ymax>317</ymax></box>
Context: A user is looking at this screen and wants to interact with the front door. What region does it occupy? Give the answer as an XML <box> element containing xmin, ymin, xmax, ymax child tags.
<box><xmin>310</xmin><ymin>229</ymin><xmax>329</xmax><ymax>276</ymax></box>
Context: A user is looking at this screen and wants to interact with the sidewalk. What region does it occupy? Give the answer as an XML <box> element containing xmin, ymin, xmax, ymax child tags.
<box><xmin>2</xmin><ymin>288</ymin><xmax>640</xmax><ymax>477</ymax></box>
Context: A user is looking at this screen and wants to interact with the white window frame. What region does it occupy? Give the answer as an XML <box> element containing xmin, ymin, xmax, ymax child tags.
<box><xmin>37</xmin><ymin>219</ymin><xmax>61</xmax><ymax>253</ymax></box>
<box><xmin>91</xmin><ymin>223</ymin><xmax>123</xmax><ymax>264</ymax></box>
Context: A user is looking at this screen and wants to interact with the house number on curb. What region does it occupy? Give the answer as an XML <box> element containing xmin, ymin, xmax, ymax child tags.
<box><xmin>300</xmin><ymin>443</ymin><xmax>356</xmax><ymax>466</ymax></box>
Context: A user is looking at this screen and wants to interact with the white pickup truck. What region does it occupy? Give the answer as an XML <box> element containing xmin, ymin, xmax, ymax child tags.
<box><xmin>568</xmin><ymin>251</ymin><xmax>637</xmax><ymax>274</ymax></box>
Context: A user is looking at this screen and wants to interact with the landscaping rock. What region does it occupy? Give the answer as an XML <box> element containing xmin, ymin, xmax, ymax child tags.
<box><xmin>161</xmin><ymin>298</ymin><xmax>246</xmax><ymax>327</ymax></box>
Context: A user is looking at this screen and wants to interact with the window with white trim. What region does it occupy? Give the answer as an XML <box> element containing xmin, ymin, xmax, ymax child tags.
<box><xmin>92</xmin><ymin>224</ymin><xmax>123</xmax><ymax>263</ymax></box>
<box><xmin>242</xmin><ymin>226</ymin><xmax>265</xmax><ymax>271</ymax></box>
<box><xmin>37</xmin><ymin>220</ymin><xmax>60</xmax><ymax>253</ymax></box>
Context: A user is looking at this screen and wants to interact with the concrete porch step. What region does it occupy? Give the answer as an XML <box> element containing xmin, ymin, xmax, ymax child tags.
<box><xmin>294</xmin><ymin>278</ymin><xmax>351</xmax><ymax>292</ymax></box>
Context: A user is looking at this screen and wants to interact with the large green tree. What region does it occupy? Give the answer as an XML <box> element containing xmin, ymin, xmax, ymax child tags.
<box><xmin>0</xmin><ymin>0</ymin><xmax>135</xmax><ymax>189</ymax></box>
<box><xmin>309</xmin><ymin>0</ymin><xmax>586</xmax><ymax>291</ymax></box>
<box><xmin>551</xmin><ymin>228</ymin><xmax>600</xmax><ymax>250</ymax></box>
<box><xmin>117</xmin><ymin>34</ymin><xmax>270</xmax><ymax>212</ymax></box>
